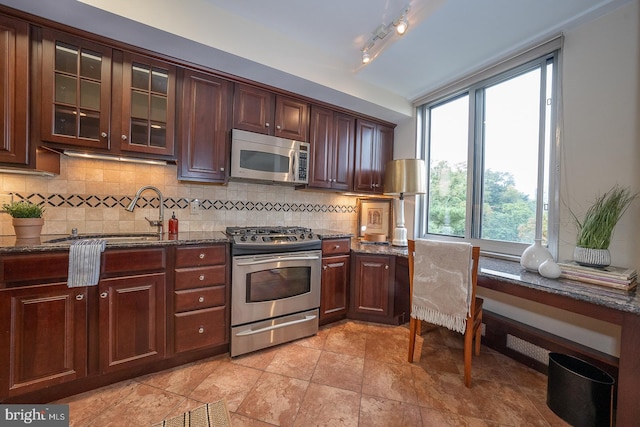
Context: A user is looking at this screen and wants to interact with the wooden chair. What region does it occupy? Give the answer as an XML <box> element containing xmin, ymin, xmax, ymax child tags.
<box><xmin>407</xmin><ymin>239</ymin><xmax>483</xmax><ymax>388</ymax></box>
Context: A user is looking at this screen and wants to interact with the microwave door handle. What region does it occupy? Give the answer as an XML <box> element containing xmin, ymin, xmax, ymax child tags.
<box><xmin>291</xmin><ymin>151</ymin><xmax>296</xmax><ymax>181</ymax></box>
<box><xmin>236</xmin><ymin>255</ymin><xmax>320</xmax><ymax>266</ymax></box>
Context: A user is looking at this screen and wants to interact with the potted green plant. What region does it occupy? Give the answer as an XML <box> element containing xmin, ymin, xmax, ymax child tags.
<box><xmin>2</xmin><ymin>200</ymin><xmax>45</xmax><ymax>240</ymax></box>
<box><xmin>571</xmin><ymin>185</ymin><xmax>637</xmax><ymax>267</ymax></box>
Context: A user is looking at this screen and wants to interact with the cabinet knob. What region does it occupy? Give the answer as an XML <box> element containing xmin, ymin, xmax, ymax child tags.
<box><xmin>75</xmin><ymin>294</ymin><xmax>84</xmax><ymax>301</ymax></box>
<box><xmin>199</xmin><ymin>274</ymin><xmax>205</xmax><ymax>281</ymax></box>
<box><xmin>101</xmin><ymin>132</ymin><xmax>108</xmax><ymax>138</ymax></box>
<box><xmin>220</xmin><ymin>167</ymin><xmax>225</xmax><ymax>172</ymax></box>
<box><xmin>199</xmin><ymin>253</ymin><xmax>205</xmax><ymax>259</ymax></box>
<box><xmin>385</xmin><ymin>265</ymin><xmax>389</xmax><ymax>270</ymax></box>
<box><xmin>121</xmin><ymin>135</ymin><xmax>128</xmax><ymax>141</ymax></box>
<box><xmin>198</xmin><ymin>327</ymin><xmax>205</xmax><ymax>334</ymax></box>
<box><xmin>100</xmin><ymin>291</ymin><xmax>109</xmax><ymax>298</ymax></box>
<box><xmin>276</xmin><ymin>125</ymin><xmax>281</xmax><ymax>130</ymax></box>
<box><xmin>323</xmin><ymin>265</ymin><xmax>327</xmax><ymax>270</ymax></box>
<box><xmin>334</xmin><ymin>245</ymin><xmax>340</xmax><ymax>249</ymax></box>
<box><xmin>198</xmin><ymin>296</ymin><xmax>205</xmax><ymax>303</ymax></box>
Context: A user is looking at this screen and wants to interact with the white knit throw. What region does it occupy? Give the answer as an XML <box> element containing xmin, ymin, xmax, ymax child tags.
<box><xmin>411</xmin><ymin>239</ymin><xmax>473</xmax><ymax>334</ymax></box>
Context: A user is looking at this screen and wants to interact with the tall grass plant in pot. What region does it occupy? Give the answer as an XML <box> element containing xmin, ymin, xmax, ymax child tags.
<box><xmin>571</xmin><ymin>186</ymin><xmax>637</xmax><ymax>268</ymax></box>
<box><xmin>2</xmin><ymin>201</ymin><xmax>45</xmax><ymax>240</ymax></box>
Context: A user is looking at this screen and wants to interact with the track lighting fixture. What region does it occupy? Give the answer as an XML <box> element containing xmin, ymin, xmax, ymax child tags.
<box><xmin>360</xmin><ymin>6</ymin><xmax>410</xmax><ymax>65</ymax></box>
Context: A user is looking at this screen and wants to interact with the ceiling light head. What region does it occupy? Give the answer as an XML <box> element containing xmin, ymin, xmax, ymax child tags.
<box><xmin>395</xmin><ymin>16</ymin><xmax>409</xmax><ymax>35</ymax></box>
<box><xmin>362</xmin><ymin>50</ymin><xmax>371</xmax><ymax>64</ymax></box>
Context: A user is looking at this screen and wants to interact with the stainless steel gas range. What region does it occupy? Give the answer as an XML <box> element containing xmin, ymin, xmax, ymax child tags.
<box><xmin>227</xmin><ymin>226</ymin><xmax>322</xmax><ymax>357</ymax></box>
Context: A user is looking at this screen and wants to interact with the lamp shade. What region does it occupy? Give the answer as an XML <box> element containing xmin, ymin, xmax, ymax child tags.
<box><xmin>383</xmin><ymin>159</ymin><xmax>426</xmax><ymax>195</ymax></box>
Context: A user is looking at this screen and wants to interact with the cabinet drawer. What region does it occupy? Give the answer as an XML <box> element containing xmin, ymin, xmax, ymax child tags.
<box><xmin>174</xmin><ymin>306</ymin><xmax>226</xmax><ymax>353</ymax></box>
<box><xmin>174</xmin><ymin>265</ymin><xmax>226</xmax><ymax>290</ymax></box>
<box><xmin>174</xmin><ymin>285</ymin><xmax>225</xmax><ymax>312</ymax></box>
<box><xmin>322</xmin><ymin>238</ymin><xmax>351</xmax><ymax>255</ymax></box>
<box><xmin>175</xmin><ymin>245</ymin><xmax>226</xmax><ymax>268</ymax></box>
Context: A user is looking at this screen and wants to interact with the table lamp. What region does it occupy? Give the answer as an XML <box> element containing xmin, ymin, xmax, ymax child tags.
<box><xmin>383</xmin><ymin>159</ymin><xmax>426</xmax><ymax>246</ymax></box>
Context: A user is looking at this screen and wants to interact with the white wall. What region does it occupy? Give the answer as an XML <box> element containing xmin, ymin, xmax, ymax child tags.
<box><xmin>397</xmin><ymin>0</ymin><xmax>639</xmax><ymax>356</ymax></box>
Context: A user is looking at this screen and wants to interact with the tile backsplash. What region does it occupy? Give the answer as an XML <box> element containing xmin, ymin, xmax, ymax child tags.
<box><xmin>0</xmin><ymin>156</ymin><xmax>359</xmax><ymax>236</ymax></box>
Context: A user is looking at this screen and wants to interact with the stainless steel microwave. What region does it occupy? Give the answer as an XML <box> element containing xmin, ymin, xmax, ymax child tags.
<box><xmin>230</xmin><ymin>129</ymin><xmax>309</xmax><ymax>185</ymax></box>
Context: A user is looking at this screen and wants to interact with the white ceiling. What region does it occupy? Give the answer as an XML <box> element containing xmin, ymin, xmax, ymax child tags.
<box><xmin>0</xmin><ymin>0</ymin><xmax>632</xmax><ymax>122</ymax></box>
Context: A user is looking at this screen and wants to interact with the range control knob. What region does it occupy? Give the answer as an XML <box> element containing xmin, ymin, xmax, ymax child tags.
<box><xmin>251</xmin><ymin>235</ymin><xmax>257</xmax><ymax>241</ymax></box>
<box><xmin>240</xmin><ymin>236</ymin><xmax>246</xmax><ymax>241</ymax></box>
<box><xmin>308</xmin><ymin>233</ymin><xmax>314</xmax><ymax>239</ymax></box>
<box><xmin>299</xmin><ymin>234</ymin><xmax>305</xmax><ymax>239</ymax></box>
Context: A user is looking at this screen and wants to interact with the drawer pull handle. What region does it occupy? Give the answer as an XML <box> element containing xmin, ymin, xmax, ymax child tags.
<box><xmin>100</xmin><ymin>292</ymin><xmax>108</xmax><ymax>298</ymax></box>
<box><xmin>76</xmin><ymin>294</ymin><xmax>84</xmax><ymax>301</ymax></box>
<box><xmin>199</xmin><ymin>253</ymin><xmax>205</xmax><ymax>259</ymax></box>
<box><xmin>198</xmin><ymin>327</ymin><xmax>205</xmax><ymax>334</ymax></box>
<box><xmin>199</xmin><ymin>275</ymin><xmax>205</xmax><ymax>281</ymax></box>
<box><xmin>198</xmin><ymin>296</ymin><xmax>205</xmax><ymax>303</ymax></box>
<box><xmin>334</xmin><ymin>245</ymin><xmax>340</xmax><ymax>249</ymax></box>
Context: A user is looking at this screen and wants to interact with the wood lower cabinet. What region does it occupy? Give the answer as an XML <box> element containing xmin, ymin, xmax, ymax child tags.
<box><xmin>0</xmin><ymin>247</ymin><xmax>168</xmax><ymax>402</ymax></box>
<box><xmin>320</xmin><ymin>238</ymin><xmax>351</xmax><ymax>325</ymax></box>
<box><xmin>0</xmin><ymin>283</ymin><xmax>88</xmax><ymax>400</ymax></box>
<box><xmin>178</xmin><ymin>69</ymin><xmax>233</xmax><ymax>183</ymax></box>
<box><xmin>98</xmin><ymin>273</ymin><xmax>165</xmax><ymax>374</ymax></box>
<box><xmin>350</xmin><ymin>253</ymin><xmax>400</xmax><ymax>324</ymax></box>
<box><xmin>171</xmin><ymin>244</ymin><xmax>229</xmax><ymax>354</ymax></box>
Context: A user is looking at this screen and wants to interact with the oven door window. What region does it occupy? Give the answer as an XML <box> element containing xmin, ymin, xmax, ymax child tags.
<box><xmin>246</xmin><ymin>266</ymin><xmax>310</xmax><ymax>302</ymax></box>
<box><xmin>239</xmin><ymin>149</ymin><xmax>290</xmax><ymax>173</ymax></box>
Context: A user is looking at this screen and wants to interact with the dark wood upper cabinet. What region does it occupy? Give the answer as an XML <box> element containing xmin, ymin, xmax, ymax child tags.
<box><xmin>0</xmin><ymin>16</ymin><xmax>29</xmax><ymax>165</ymax></box>
<box><xmin>308</xmin><ymin>106</ymin><xmax>354</xmax><ymax>191</ymax></box>
<box><xmin>274</xmin><ymin>95</ymin><xmax>308</xmax><ymax>141</ymax></box>
<box><xmin>41</xmin><ymin>29</ymin><xmax>112</xmax><ymax>150</ymax></box>
<box><xmin>233</xmin><ymin>83</ymin><xmax>308</xmax><ymax>141</ymax></box>
<box><xmin>178</xmin><ymin>69</ymin><xmax>232</xmax><ymax>183</ymax></box>
<box><xmin>41</xmin><ymin>30</ymin><xmax>176</xmax><ymax>158</ymax></box>
<box><xmin>118</xmin><ymin>51</ymin><xmax>176</xmax><ymax>157</ymax></box>
<box><xmin>354</xmin><ymin>119</ymin><xmax>394</xmax><ymax>194</ymax></box>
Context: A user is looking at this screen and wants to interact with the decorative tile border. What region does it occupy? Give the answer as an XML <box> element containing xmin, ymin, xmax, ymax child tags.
<box><xmin>11</xmin><ymin>193</ymin><xmax>357</xmax><ymax>214</ymax></box>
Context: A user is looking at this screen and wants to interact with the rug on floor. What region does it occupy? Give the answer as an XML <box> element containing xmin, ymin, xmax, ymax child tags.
<box><xmin>151</xmin><ymin>400</ymin><xmax>231</xmax><ymax>427</ymax></box>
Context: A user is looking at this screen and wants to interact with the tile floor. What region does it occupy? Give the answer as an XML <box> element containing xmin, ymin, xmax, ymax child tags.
<box><xmin>55</xmin><ymin>320</ymin><xmax>570</xmax><ymax>426</ymax></box>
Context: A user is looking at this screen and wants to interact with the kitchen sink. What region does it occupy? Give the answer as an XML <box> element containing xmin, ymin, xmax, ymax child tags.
<box><xmin>44</xmin><ymin>233</ymin><xmax>161</xmax><ymax>244</ymax></box>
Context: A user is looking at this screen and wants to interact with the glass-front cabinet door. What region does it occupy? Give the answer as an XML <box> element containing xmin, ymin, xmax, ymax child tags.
<box><xmin>119</xmin><ymin>52</ymin><xmax>175</xmax><ymax>157</ymax></box>
<box><xmin>41</xmin><ymin>29</ymin><xmax>112</xmax><ymax>149</ymax></box>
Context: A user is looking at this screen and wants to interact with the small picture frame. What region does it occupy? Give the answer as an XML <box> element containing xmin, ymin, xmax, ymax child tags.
<box><xmin>357</xmin><ymin>198</ymin><xmax>393</xmax><ymax>240</ymax></box>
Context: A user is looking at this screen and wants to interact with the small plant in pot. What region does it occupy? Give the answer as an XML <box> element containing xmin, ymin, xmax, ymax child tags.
<box><xmin>571</xmin><ymin>185</ymin><xmax>637</xmax><ymax>268</ymax></box>
<box><xmin>2</xmin><ymin>200</ymin><xmax>45</xmax><ymax>240</ymax></box>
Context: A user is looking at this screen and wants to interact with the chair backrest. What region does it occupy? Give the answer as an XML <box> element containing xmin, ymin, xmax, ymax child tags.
<box><xmin>408</xmin><ymin>240</ymin><xmax>480</xmax><ymax>318</ymax></box>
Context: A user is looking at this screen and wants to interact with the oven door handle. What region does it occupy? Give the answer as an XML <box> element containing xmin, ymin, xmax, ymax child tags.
<box><xmin>235</xmin><ymin>314</ymin><xmax>317</xmax><ymax>337</ymax></box>
<box><xmin>236</xmin><ymin>255</ymin><xmax>320</xmax><ymax>266</ymax></box>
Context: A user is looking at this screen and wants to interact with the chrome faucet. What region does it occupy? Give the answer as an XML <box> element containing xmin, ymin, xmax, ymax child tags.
<box><xmin>126</xmin><ymin>185</ymin><xmax>164</xmax><ymax>235</ymax></box>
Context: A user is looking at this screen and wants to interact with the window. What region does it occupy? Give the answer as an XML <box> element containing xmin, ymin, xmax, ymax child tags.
<box><xmin>416</xmin><ymin>47</ymin><xmax>560</xmax><ymax>257</ymax></box>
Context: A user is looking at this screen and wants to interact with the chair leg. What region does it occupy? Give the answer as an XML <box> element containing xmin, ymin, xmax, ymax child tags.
<box><xmin>474</xmin><ymin>315</ymin><xmax>482</xmax><ymax>356</ymax></box>
<box><xmin>464</xmin><ymin>324</ymin><xmax>473</xmax><ymax>388</ymax></box>
<box><xmin>408</xmin><ymin>318</ymin><xmax>417</xmax><ymax>363</ymax></box>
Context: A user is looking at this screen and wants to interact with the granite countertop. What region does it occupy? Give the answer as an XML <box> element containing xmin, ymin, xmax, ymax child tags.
<box><xmin>0</xmin><ymin>231</ymin><xmax>231</xmax><ymax>253</ymax></box>
<box><xmin>479</xmin><ymin>256</ymin><xmax>640</xmax><ymax>315</ymax></box>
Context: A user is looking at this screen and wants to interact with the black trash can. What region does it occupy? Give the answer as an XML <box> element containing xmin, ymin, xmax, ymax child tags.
<box><xmin>547</xmin><ymin>353</ymin><xmax>615</xmax><ymax>427</ymax></box>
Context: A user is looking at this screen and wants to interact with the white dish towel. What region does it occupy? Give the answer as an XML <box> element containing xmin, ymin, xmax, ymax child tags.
<box><xmin>411</xmin><ymin>239</ymin><xmax>473</xmax><ymax>334</ymax></box>
<box><xmin>67</xmin><ymin>239</ymin><xmax>106</xmax><ymax>287</ymax></box>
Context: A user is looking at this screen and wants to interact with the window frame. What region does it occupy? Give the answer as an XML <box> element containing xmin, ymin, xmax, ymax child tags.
<box><xmin>415</xmin><ymin>42</ymin><xmax>562</xmax><ymax>259</ymax></box>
